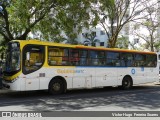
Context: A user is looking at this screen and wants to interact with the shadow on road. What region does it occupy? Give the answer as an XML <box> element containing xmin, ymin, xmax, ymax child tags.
<box><xmin>0</xmin><ymin>85</ymin><xmax>160</xmax><ymax>111</ymax></box>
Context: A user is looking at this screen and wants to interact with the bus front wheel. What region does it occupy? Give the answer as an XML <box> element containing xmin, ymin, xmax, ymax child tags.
<box><xmin>48</xmin><ymin>79</ymin><xmax>64</xmax><ymax>95</ymax></box>
<box><xmin>122</xmin><ymin>76</ymin><xmax>133</xmax><ymax>90</ymax></box>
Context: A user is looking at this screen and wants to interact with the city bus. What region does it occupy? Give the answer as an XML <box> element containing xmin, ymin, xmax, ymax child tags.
<box><xmin>2</xmin><ymin>40</ymin><xmax>159</xmax><ymax>94</ymax></box>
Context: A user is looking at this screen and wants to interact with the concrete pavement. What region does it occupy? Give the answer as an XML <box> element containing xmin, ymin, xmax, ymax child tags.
<box><xmin>0</xmin><ymin>89</ymin><xmax>10</xmax><ymax>94</ymax></box>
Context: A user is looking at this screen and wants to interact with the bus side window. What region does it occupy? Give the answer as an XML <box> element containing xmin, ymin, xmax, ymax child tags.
<box><xmin>134</xmin><ymin>54</ymin><xmax>146</xmax><ymax>67</ymax></box>
<box><xmin>48</xmin><ymin>47</ymin><xmax>71</xmax><ymax>66</ymax></box>
<box><xmin>106</xmin><ymin>52</ymin><xmax>120</xmax><ymax>66</ymax></box>
<box><xmin>121</xmin><ymin>53</ymin><xmax>134</xmax><ymax>67</ymax></box>
<box><xmin>146</xmin><ymin>54</ymin><xmax>157</xmax><ymax>67</ymax></box>
<box><xmin>79</xmin><ymin>50</ymin><xmax>87</xmax><ymax>66</ymax></box>
<box><xmin>70</xmin><ymin>49</ymin><xmax>80</xmax><ymax>66</ymax></box>
<box><xmin>61</xmin><ymin>48</ymin><xmax>69</xmax><ymax>65</ymax></box>
<box><xmin>97</xmin><ymin>51</ymin><xmax>105</xmax><ymax>66</ymax></box>
<box><xmin>48</xmin><ymin>48</ymin><xmax>62</xmax><ymax>65</ymax></box>
<box><xmin>89</xmin><ymin>51</ymin><xmax>98</xmax><ymax>66</ymax></box>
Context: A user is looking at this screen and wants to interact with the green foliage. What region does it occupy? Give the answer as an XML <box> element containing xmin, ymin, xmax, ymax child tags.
<box><xmin>116</xmin><ymin>35</ymin><xmax>129</xmax><ymax>49</ymax></box>
<box><xmin>131</xmin><ymin>1</ymin><xmax>160</xmax><ymax>52</ymax></box>
<box><xmin>0</xmin><ymin>0</ymin><xmax>92</xmax><ymax>45</ymax></box>
<box><xmin>96</xmin><ymin>0</ymin><xmax>152</xmax><ymax>48</ymax></box>
<box><xmin>83</xmin><ymin>32</ymin><xmax>100</xmax><ymax>46</ymax></box>
<box><xmin>154</xmin><ymin>41</ymin><xmax>160</xmax><ymax>52</ymax></box>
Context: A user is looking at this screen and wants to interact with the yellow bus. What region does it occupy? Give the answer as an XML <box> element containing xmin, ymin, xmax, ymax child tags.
<box><xmin>2</xmin><ymin>40</ymin><xmax>159</xmax><ymax>94</ymax></box>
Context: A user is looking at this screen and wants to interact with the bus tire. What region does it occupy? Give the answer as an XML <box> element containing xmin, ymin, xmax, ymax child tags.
<box><xmin>122</xmin><ymin>76</ymin><xmax>133</xmax><ymax>90</ymax></box>
<box><xmin>48</xmin><ymin>78</ymin><xmax>64</xmax><ymax>95</ymax></box>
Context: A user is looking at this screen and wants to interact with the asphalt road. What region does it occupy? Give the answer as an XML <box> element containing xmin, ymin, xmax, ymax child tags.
<box><xmin>0</xmin><ymin>83</ymin><xmax>160</xmax><ymax>112</ymax></box>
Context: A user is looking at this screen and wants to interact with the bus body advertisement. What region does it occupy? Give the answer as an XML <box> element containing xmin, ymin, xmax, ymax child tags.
<box><xmin>2</xmin><ymin>40</ymin><xmax>159</xmax><ymax>94</ymax></box>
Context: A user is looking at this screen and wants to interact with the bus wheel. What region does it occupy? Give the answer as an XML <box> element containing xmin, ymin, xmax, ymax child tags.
<box><xmin>49</xmin><ymin>79</ymin><xmax>64</xmax><ymax>95</ymax></box>
<box><xmin>122</xmin><ymin>76</ymin><xmax>132</xmax><ymax>90</ymax></box>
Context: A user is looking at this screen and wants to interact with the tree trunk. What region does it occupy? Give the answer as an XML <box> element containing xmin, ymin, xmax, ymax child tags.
<box><xmin>150</xmin><ymin>36</ymin><xmax>154</xmax><ymax>52</ymax></box>
<box><xmin>108</xmin><ymin>34</ymin><xmax>118</xmax><ymax>48</ymax></box>
<box><xmin>150</xmin><ymin>43</ymin><xmax>154</xmax><ymax>52</ymax></box>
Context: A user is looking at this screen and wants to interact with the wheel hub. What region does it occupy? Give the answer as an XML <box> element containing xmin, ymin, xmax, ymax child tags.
<box><xmin>52</xmin><ymin>83</ymin><xmax>60</xmax><ymax>91</ymax></box>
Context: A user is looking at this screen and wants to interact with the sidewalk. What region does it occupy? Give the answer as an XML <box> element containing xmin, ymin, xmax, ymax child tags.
<box><xmin>0</xmin><ymin>89</ymin><xmax>10</xmax><ymax>94</ymax></box>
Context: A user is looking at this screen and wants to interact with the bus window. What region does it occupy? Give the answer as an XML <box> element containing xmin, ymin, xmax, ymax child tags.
<box><xmin>146</xmin><ymin>54</ymin><xmax>157</xmax><ymax>67</ymax></box>
<box><xmin>134</xmin><ymin>54</ymin><xmax>146</xmax><ymax>67</ymax></box>
<box><xmin>106</xmin><ymin>52</ymin><xmax>120</xmax><ymax>66</ymax></box>
<box><xmin>97</xmin><ymin>51</ymin><xmax>105</xmax><ymax>65</ymax></box>
<box><xmin>61</xmin><ymin>49</ymin><xmax>69</xmax><ymax>65</ymax></box>
<box><xmin>48</xmin><ymin>48</ymin><xmax>61</xmax><ymax>65</ymax></box>
<box><xmin>79</xmin><ymin>50</ymin><xmax>88</xmax><ymax>66</ymax></box>
<box><xmin>121</xmin><ymin>53</ymin><xmax>134</xmax><ymax>67</ymax></box>
<box><xmin>70</xmin><ymin>49</ymin><xmax>80</xmax><ymax>66</ymax></box>
<box><xmin>23</xmin><ymin>45</ymin><xmax>44</xmax><ymax>74</ymax></box>
<box><xmin>89</xmin><ymin>51</ymin><xmax>98</xmax><ymax>66</ymax></box>
<box><xmin>48</xmin><ymin>47</ymin><xmax>69</xmax><ymax>66</ymax></box>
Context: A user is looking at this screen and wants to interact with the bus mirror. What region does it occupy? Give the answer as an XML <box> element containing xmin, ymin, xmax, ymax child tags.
<box><xmin>26</xmin><ymin>52</ymin><xmax>30</xmax><ymax>60</ymax></box>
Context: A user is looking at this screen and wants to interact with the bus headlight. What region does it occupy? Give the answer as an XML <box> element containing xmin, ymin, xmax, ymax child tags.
<box><xmin>11</xmin><ymin>77</ymin><xmax>19</xmax><ymax>83</ymax></box>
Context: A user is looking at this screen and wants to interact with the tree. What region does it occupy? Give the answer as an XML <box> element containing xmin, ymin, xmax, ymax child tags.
<box><xmin>154</xmin><ymin>41</ymin><xmax>160</xmax><ymax>51</ymax></box>
<box><xmin>0</xmin><ymin>0</ymin><xmax>55</xmax><ymax>43</ymax></box>
<box><xmin>0</xmin><ymin>34</ymin><xmax>5</xmax><ymax>58</ymax></box>
<box><xmin>115</xmin><ymin>35</ymin><xmax>129</xmax><ymax>49</ymax></box>
<box><xmin>0</xmin><ymin>0</ymin><xmax>92</xmax><ymax>45</ymax></box>
<box><xmin>83</xmin><ymin>31</ymin><xmax>100</xmax><ymax>46</ymax></box>
<box><xmin>129</xmin><ymin>38</ymin><xmax>144</xmax><ymax>50</ymax></box>
<box><xmin>93</xmin><ymin>0</ymin><xmax>157</xmax><ymax>48</ymax></box>
<box><xmin>37</xmin><ymin>0</ymin><xmax>93</xmax><ymax>43</ymax></box>
<box><xmin>131</xmin><ymin>0</ymin><xmax>160</xmax><ymax>52</ymax></box>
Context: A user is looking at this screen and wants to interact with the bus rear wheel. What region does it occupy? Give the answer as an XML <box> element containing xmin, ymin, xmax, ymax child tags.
<box><xmin>122</xmin><ymin>76</ymin><xmax>132</xmax><ymax>90</ymax></box>
<box><xmin>48</xmin><ymin>79</ymin><xmax>64</xmax><ymax>95</ymax></box>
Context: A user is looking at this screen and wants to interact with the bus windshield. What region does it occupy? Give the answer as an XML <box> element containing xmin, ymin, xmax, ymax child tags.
<box><xmin>4</xmin><ymin>42</ymin><xmax>20</xmax><ymax>75</ymax></box>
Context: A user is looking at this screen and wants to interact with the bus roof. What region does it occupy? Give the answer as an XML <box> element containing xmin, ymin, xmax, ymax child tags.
<box><xmin>11</xmin><ymin>40</ymin><xmax>156</xmax><ymax>55</ymax></box>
